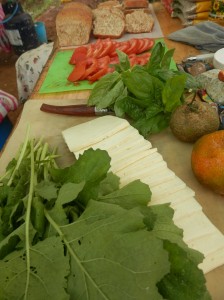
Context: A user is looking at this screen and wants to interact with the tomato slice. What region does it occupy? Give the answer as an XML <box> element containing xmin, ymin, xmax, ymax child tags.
<box><xmin>97</xmin><ymin>56</ymin><xmax>111</xmax><ymax>68</ymax></box>
<box><xmin>88</xmin><ymin>67</ymin><xmax>108</xmax><ymax>82</ymax></box>
<box><xmin>140</xmin><ymin>38</ymin><xmax>155</xmax><ymax>53</ymax></box>
<box><xmin>98</xmin><ymin>40</ymin><xmax>114</xmax><ymax>58</ymax></box>
<box><xmin>67</xmin><ymin>60</ymin><xmax>87</xmax><ymax>82</ymax></box>
<box><xmin>69</xmin><ymin>46</ymin><xmax>87</xmax><ymax>64</ymax></box>
<box><xmin>125</xmin><ymin>39</ymin><xmax>139</xmax><ymax>55</ymax></box>
<box><xmin>116</xmin><ymin>41</ymin><xmax>130</xmax><ymax>55</ymax></box>
<box><xmin>135</xmin><ymin>39</ymin><xmax>145</xmax><ymax>54</ymax></box>
<box><xmin>80</xmin><ymin>58</ymin><xmax>99</xmax><ymax>80</ymax></box>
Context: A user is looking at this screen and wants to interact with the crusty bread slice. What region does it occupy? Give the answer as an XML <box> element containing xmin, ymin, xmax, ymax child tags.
<box><xmin>125</xmin><ymin>10</ymin><xmax>154</xmax><ymax>33</ymax></box>
<box><xmin>56</xmin><ymin>2</ymin><xmax>93</xmax><ymax>47</ymax></box>
<box><xmin>124</xmin><ymin>0</ymin><xmax>149</xmax><ymax>9</ymax></box>
<box><xmin>97</xmin><ymin>0</ymin><xmax>122</xmax><ymax>9</ymax></box>
<box><xmin>93</xmin><ymin>7</ymin><xmax>125</xmax><ymax>38</ymax></box>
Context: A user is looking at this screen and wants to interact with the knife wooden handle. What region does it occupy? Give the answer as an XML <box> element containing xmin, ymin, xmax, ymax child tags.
<box><xmin>40</xmin><ymin>104</ymin><xmax>97</xmax><ymax>116</ymax></box>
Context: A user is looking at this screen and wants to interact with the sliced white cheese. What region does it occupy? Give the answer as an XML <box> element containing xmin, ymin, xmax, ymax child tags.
<box><xmin>177</xmin><ymin>211</ymin><xmax>218</xmax><ymax>243</ymax></box>
<box><xmin>172</xmin><ymin>197</ymin><xmax>202</xmax><ymax>221</ymax></box>
<box><xmin>62</xmin><ymin>115</ymin><xmax>129</xmax><ymax>152</ymax></box>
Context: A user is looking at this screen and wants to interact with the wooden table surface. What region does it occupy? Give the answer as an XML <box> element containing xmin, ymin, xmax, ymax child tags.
<box><xmin>3</xmin><ymin>2</ymin><xmax>224</xmax><ymax>299</ymax></box>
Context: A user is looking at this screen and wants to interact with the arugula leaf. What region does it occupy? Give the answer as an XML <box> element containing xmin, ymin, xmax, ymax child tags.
<box><xmin>0</xmin><ymin>236</ymin><xmax>70</xmax><ymax>300</ymax></box>
<box><xmin>98</xmin><ymin>179</ymin><xmax>151</xmax><ymax>209</ymax></box>
<box><xmin>52</xmin><ymin>200</ymin><xmax>169</xmax><ymax>300</ymax></box>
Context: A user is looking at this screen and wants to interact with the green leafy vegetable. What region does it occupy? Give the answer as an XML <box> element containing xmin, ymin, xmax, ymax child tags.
<box><xmin>0</xmin><ymin>134</ymin><xmax>211</xmax><ymax>299</ymax></box>
<box><xmin>88</xmin><ymin>42</ymin><xmax>200</xmax><ymax>137</ymax></box>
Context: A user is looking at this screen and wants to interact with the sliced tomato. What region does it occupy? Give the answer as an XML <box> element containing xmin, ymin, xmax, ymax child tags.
<box><xmin>98</xmin><ymin>40</ymin><xmax>115</xmax><ymax>58</ymax></box>
<box><xmin>69</xmin><ymin>46</ymin><xmax>87</xmax><ymax>64</ymax></box>
<box><xmin>116</xmin><ymin>41</ymin><xmax>130</xmax><ymax>55</ymax></box>
<box><xmin>140</xmin><ymin>38</ymin><xmax>155</xmax><ymax>53</ymax></box>
<box><xmin>67</xmin><ymin>60</ymin><xmax>87</xmax><ymax>82</ymax></box>
<box><xmin>125</xmin><ymin>39</ymin><xmax>139</xmax><ymax>55</ymax></box>
<box><xmin>88</xmin><ymin>67</ymin><xmax>108</xmax><ymax>82</ymax></box>
<box><xmin>128</xmin><ymin>54</ymin><xmax>137</xmax><ymax>66</ymax></box>
<box><xmin>86</xmin><ymin>44</ymin><xmax>96</xmax><ymax>58</ymax></box>
<box><xmin>109</xmin><ymin>56</ymin><xmax>119</xmax><ymax>65</ymax></box>
<box><xmin>80</xmin><ymin>58</ymin><xmax>99</xmax><ymax>80</ymax></box>
<box><xmin>135</xmin><ymin>39</ymin><xmax>145</xmax><ymax>54</ymax></box>
<box><xmin>97</xmin><ymin>55</ymin><xmax>111</xmax><ymax>68</ymax></box>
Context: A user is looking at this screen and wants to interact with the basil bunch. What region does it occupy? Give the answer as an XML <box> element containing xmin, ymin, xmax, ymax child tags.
<box><xmin>88</xmin><ymin>42</ymin><xmax>199</xmax><ymax>137</ymax></box>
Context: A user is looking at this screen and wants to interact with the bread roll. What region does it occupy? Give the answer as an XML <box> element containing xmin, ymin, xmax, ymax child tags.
<box><xmin>93</xmin><ymin>7</ymin><xmax>125</xmax><ymax>38</ymax></box>
<box><xmin>56</xmin><ymin>2</ymin><xmax>93</xmax><ymax>47</ymax></box>
<box><xmin>125</xmin><ymin>10</ymin><xmax>154</xmax><ymax>33</ymax></box>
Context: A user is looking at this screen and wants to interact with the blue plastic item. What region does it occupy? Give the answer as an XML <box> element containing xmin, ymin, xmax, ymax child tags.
<box><xmin>0</xmin><ymin>116</ymin><xmax>12</xmax><ymax>151</ymax></box>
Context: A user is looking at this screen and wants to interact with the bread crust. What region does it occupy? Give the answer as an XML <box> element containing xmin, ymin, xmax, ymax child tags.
<box><xmin>124</xmin><ymin>0</ymin><xmax>149</xmax><ymax>9</ymax></box>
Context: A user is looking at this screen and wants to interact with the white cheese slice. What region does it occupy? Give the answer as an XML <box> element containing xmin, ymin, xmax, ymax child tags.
<box><xmin>62</xmin><ymin>116</ymin><xmax>130</xmax><ymax>152</ymax></box>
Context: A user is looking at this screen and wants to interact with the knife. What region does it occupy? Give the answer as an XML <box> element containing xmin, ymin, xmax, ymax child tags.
<box><xmin>40</xmin><ymin>103</ymin><xmax>113</xmax><ymax>116</ymax></box>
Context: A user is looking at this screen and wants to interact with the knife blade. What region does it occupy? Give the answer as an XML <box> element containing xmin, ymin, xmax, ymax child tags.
<box><xmin>40</xmin><ymin>103</ymin><xmax>113</xmax><ymax>116</ymax></box>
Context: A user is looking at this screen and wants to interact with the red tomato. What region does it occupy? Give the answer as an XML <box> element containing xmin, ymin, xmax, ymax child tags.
<box><xmin>67</xmin><ymin>60</ymin><xmax>87</xmax><ymax>82</ymax></box>
<box><xmin>125</xmin><ymin>39</ymin><xmax>139</xmax><ymax>55</ymax></box>
<box><xmin>140</xmin><ymin>38</ymin><xmax>154</xmax><ymax>53</ymax></box>
<box><xmin>80</xmin><ymin>58</ymin><xmax>99</xmax><ymax>80</ymax></box>
<box><xmin>135</xmin><ymin>39</ymin><xmax>145</xmax><ymax>54</ymax></box>
<box><xmin>116</xmin><ymin>41</ymin><xmax>131</xmax><ymax>54</ymax></box>
<box><xmin>98</xmin><ymin>40</ymin><xmax>114</xmax><ymax>58</ymax></box>
<box><xmin>69</xmin><ymin>46</ymin><xmax>87</xmax><ymax>64</ymax></box>
<box><xmin>88</xmin><ymin>67</ymin><xmax>108</xmax><ymax>82</ymax></box>
<box><xmin>98</xmin><ymin>56</ymin><xmax>111</xmax><ymax>68</ymax></box>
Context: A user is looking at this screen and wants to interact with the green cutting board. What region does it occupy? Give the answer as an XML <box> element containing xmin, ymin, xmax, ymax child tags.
<box><xmin>39</xmin><ymin>50</ymin><xmax>97</xmax><ymax>94</ymax></box>
<box><xmin>39</xmin><ymin>39</ymin><xmax>176</xmax><ymax>94</ymax></box>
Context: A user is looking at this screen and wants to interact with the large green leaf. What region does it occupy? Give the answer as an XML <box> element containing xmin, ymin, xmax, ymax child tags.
<box><xmin>60</xmin><ymin>200</ymin><xmax>169</xmax><ymax>300</ymax></box>
<box><xmin>0</xmin><ymin>236</ymin><xmax>70</xmax><ymax>300</ymax></box>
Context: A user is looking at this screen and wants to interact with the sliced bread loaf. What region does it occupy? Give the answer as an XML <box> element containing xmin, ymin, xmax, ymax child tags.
<box><xmin>125</xmin><ymin>10</ymin><xmax>154</xmax><ymax>33</ymax></box>
<box><xmin>56</xmin><ymin>2</ymin><xmax>93</xmax><ymax>47</ymax></box>
<box><xmin>93</xmin><ymin>7</ymin><xmax>125</xmax><ymax>38</ymax></box>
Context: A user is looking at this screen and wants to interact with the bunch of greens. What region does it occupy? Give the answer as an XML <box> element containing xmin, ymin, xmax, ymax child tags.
<box><xmin>88</xmin><ymin>42</ymin><xmax>199</xmax><ymax>137</ymax></box>
<box><xmin>0</xmin><ymin>132</ymin><xmax>211</xmax><ymax>299</ymax></box>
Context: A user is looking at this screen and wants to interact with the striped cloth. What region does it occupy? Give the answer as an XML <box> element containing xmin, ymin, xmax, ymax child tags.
<box><xmin>0</xmin><ymin>90</ymin><xmax>18</xmax><ymax>123</ymax></box>
<box><xmin>0</xmin><ymin>4</ymin><xmax>11</xmax><ymax>53</ymax></box>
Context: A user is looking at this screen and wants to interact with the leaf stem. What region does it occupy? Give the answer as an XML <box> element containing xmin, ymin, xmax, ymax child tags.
<box><xmin>24</xmin><ymin>139</ymin><xmax>35</xmax><ymax>300</ymax></box>
<box><xmin>44</xmin><ymin>210</ymin><xmax>109</xmax><ymax>300</ymax></box>
<box><xmin>7</xmin><ymin>125</ymin><xmax>31</xmax><ymax>187</ymax></box>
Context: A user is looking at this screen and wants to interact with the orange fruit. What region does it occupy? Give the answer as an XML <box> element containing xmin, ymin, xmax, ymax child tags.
<box><xmin>191</xmin><ymin>130</ymin><xmax>224</xmax><ymax>195</ymax></box>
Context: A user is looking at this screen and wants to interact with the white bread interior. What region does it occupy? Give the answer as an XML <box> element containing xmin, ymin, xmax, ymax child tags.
<box><xmin>93</xmin><ymin>7</ymin><xmax>125</xmax><ymax>38</ymax></box>
<box><xmin>125</xmin><ymin>10</ymin><xmax>154</xmax><ymax>33</ymax></box>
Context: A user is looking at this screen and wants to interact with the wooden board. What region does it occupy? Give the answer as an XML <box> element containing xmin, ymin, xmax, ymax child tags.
<box><xmin>1</xmin><ymin>99</ymin><xmax>224</xmax><ymax>299</ymax></box>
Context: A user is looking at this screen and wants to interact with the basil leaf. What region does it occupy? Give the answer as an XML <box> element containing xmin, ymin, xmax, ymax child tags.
<box><xmin>122</xmin><ymin>68</ymin><xmax>164</xmax><ymax>104</ymax></box>
<box><xmin>114</xmin><ymin>95</ymin><xmax>144</xmax><ymax>120</ymax></box>
<box><xmin>162</xmin><ymin>74</ymin><xmax>187</xmax><ymax>112</ymax></box>
<box><xmin>161</xmin><ymin>48</ymin><xmax>175</xmax><ymax>70</ymax></box>
<box><xmin>116</xmin><ymin>49</ymin><xmax>131</xmax><ymax>72</ymax></box>
<box><xmin>145</xmin><ymin>42</ymin><xmax>166</xmax><ymax>71</ymax></box>
<box><xmin>133</xmin><ymin>112</ymin><xmax>170</xmax><ymax>137</ymax></box>
<box><xmin>88</xmin><ymin>72</ymin><xmax>120</xmax><ymax>107</ymax></box>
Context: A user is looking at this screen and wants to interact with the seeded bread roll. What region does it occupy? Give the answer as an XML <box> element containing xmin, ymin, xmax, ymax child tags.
<box><xmin>93</xmin><ymin>7</ymin><xmax>125</xmax><ymax>38</ymax></box>
<box><xmin>56</xmin><ymin>2</ymin><xmax>93</xmax><ymax>47</ymax></box>
<box><xmin>125</xmin><ymin>10</ymin><xmax>154</xmax><ymax>33</ymax></box>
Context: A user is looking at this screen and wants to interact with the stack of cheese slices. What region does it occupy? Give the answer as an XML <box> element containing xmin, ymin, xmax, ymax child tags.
<box><xmin>62</xmin><ymin>115</ymin><xmax>224</xmax><ymax>274</ymax></box>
